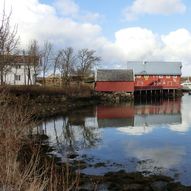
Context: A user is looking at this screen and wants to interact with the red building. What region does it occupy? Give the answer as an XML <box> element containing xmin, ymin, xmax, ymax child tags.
<box><xmin>95</xmin><ymin>69</ymin><xmax>134</xmax><ymax>92</ymax></box>
<box><xmin>127</xmin><ymin>61</ymin><xmax>182</xmax><ymax>91</ymax></box>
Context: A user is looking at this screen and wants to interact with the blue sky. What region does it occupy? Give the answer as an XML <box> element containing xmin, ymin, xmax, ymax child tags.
<box><xmin>1</xmin><ymin>0</ymin><xmax>191</xmax><ymax>75</ymax></box>
<box><xmin>38</xmin><ymin>0</ymin><xmax>191</xmax><ymax>40</ymax></box>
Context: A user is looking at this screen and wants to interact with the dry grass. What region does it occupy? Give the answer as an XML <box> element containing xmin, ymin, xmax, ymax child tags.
<box><xmin>0</xmin><ymin>83</ymin><xmax>93</xmax><ymax>98</ymax></box>
<box><xmin>0</xmin><ymin>93</ymin><xmax>46</xmax><ymax>191</ymax></box>
<box><xmin>0</xmin><ymin>91</ymin><xmax>80</xmax><ymax>191</ymax></box>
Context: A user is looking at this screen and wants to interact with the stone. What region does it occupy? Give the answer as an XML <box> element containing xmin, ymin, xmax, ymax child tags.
<box><xmin>123</xmin><ymin>183</ymin><xmax>143</xmax><ymax>190</ymax></box>
<box><xmin>150</xmin><ymin>181</ymin><xmax>168</xmax><ymax>191</ymax></box>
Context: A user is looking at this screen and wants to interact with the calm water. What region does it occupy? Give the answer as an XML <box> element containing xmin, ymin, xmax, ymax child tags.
<box><xmin>35</xmin><ymin>94</ymin><xmax>191</xmax><ymax>186</ymax></box>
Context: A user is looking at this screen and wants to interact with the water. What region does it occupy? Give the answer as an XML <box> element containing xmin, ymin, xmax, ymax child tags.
<box><xmin>35</xmin><ymin>94</ymin><xmax>191</xmax><ymax>186</ymax></box>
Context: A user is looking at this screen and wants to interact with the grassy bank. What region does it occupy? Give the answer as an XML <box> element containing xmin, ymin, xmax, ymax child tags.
<box><xmin>0</xmin><ymin>85</ymin><xmax>99</xmax><ymax>119</ymax></box>
<box><xmin>0</xmin><ymin>84</ymin><xmax>93</xmax><ymax>98</ymax></box>
<box><xmin>0</xmin><ymin>93</ymin><xmax>81</xmax><ymax>191</ymax></box>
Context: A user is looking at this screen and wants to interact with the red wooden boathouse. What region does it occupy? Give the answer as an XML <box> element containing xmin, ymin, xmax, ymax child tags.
<box><xmin>127</xmin><ymin>61</ymin><xmax>182</xmax><ymax>91</ymax></box>
<box><xmin>95</xmin><ymin>69</ymin><xmax>134</xmax><ymax>92</ymax></box>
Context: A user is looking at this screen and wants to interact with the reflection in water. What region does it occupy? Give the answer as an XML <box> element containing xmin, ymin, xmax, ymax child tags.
<box><xmin>97</xmin><ymin>98</ymin><xmax>181</xmax><ymax>135</ymax></box>
<box><xmin>35</xmin><ymin>95</ymin><xmax>191</xmax><ymax>185</ymax></box>
<box><xmin>123</xmin><ymin>141</ymin><xmax>186</xmax><ymax>171</ymax></box>
<box><xmin>36</xmin><ymin>114</ymin><xmax>101</xmax><ymax>158</ymax></box>
<box><xmin>98</xmin><ymin>99</ymin><xmax>181</xmax><ymax>125</ymax></box>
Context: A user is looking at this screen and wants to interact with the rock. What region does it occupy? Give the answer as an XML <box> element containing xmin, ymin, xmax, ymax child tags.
<box><xmin>150</xmin><ymin>181</ymin><xmax>168</xmax><ymax>191</ymax></box>
<box><xmin>67</xmin><ymin>153</ymin><xmax>79</xmax><ymax>159</ymax></box>
<box><xmin>123</xmin><ymin>183</ymin><xmax>143</xmax><ymax>190</ymax></box>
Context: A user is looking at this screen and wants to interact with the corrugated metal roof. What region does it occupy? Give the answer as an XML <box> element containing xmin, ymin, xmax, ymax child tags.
<box><xmin>96</xmin><ymin>69</ymin><xmax>134</xmax><ymax>81</ymax></box>
<box><xmin>127</xmin><ymin>61</ymin><xmax>182</xmax><ymax>75</ymax></box>
<box><xmin>134</xmin><ymin>114</ymin><xmax>181</xmax><ymax>126</ymax></box>
<box><xmin>98</xmin><ymin>118</ymin><xmax>134</xmax><ymax>128</ymax></box>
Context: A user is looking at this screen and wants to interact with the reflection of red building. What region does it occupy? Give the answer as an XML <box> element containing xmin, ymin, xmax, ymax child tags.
<box><xmin>134</xmin><ymin>99</ymin><xmax>181</xmax><ymax>115</ymax></box>
<box><xmin>97</xmin><ymin>105</ymin><xmax>134</xmax><ymax>119</ymax></box>
<box><xmin>97</xmin><ymin>99</ymin><xmax>181</xmax><ymax>127</ymax></box>
<box><xmin>95</xmin><ymin>69</ymin><xmax>134</xmax><ymax>92</ymax></box>
<box><xmin>97</xmin><ymin>105</ymin><xmax>134</xmax><ymax>127</ymax></box>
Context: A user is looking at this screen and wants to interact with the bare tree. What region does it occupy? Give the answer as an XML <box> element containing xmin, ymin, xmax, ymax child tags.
<box><xmin>57</xmin><ymin>47</ymin><xmax>76</xmax><ymax>87</ymax></box>
<box><xmin>27</xmin><ymin>40</ymin><xmax>40</xmax><ymax>85</ymax></box>
<box><xmin>0</xmin><ymin>6</ymin><xmax>19</xmax><ymax>85</ymax></box>
<box><xmin>77</xmin><ymin>49</ymin><xmax>101</xmax><ymax>80</ymax></box>
<box><xmin>21</xmin><ymin>50</ymin><xmax>32</xmax><ymax>85</ymax></box>
<box><xmin>52</xmin><ymin>50</ymin><xmax>62</xmax><ymax>86</ymax></box>
<box><xmin>41</xmin><ymin>41</ymin><xmax>53</xmax><ymax>86</ymax></box>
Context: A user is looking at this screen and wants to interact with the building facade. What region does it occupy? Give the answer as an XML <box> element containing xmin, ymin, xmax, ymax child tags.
<box><xmin>127</xmin><ymin>61</ymin><xmax>182</xmax><ymax>90</ymax></box>
<box><xmin>2</xmin><ymin>56</ymin><xmax>36</xmax><ymax>85</ymax></box>
<box><xmin>95</xmin><ymin>69</ymin><xmax>134</xmax><ymax>92</ymax></box>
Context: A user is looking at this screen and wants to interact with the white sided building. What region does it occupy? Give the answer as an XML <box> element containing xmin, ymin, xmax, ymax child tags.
<box><xmin>3</xmin><ymin>56</ymin><xmax>36</xmax><ymax>85</ymax></box>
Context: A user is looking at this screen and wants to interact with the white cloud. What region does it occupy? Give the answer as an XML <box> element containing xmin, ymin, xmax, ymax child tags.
<box><xmin>114</xmin><ymin>27</ymin><xmax>160</xmax><ymax>60</ymax></box>
<box><xmin>111</xmin><ymin>27</ymin><xmax>191</xmax><ymax>75</ymax></box>
<box><xmin>54</xmin><ymin>0</ymin><xmax>79</xmax><ymax>16</ymax></box>
<box><xmin>118</xmin><ymin>126</ymin><xmax>154</xmax><ymax>136</ymax></box>
<box><xmin>1</xmin><ymin>0</ymin><xmax>191</xmax><ymax>75</ymax></box>
<box><xmin>0</xmin><ymin>0</ymin><xmax>103</xmax><ymax>48</ymax></box>
<box><xmin>53</xmin><ymin>0</ymin><xmax>102</xmax><ymax>23</ymax></box>
<box><xmin>123</xmin><ymin>0</ymin><xmax>186</xmax><ymax>20</ymax></box>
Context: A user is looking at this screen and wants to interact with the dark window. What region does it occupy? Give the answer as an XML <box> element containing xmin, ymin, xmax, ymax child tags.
<box><xmin>16</xmin><ymin>65</ymin><xmax>21</xmax><ymax>69</ymax></box>
<box><xmin>15</xmin><ymin>75</ymin><xmax>21</xmax><ymax>81</ymax></box>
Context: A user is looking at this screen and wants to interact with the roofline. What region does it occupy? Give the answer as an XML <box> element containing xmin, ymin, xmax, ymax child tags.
<box><xmin>96</xmin><ymin>80</ymin><xmax>134</xmax><ymax>82</ymax></box>
<box><xmin>127</xmin><ymin>61</ymin><xmax>182</xmax><ymax>63</ymax></box>
<box><xmin>134</xmin><ymin>73</ymin><xmax>182</xmax><ymax>75</ymax></box>
<box><xmin>96</xmin><ymin>69</ymin><xmax>133</xmax><ymax>71</ymax></box>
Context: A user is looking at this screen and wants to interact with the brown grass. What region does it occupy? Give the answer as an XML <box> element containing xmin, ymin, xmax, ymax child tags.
<box><xmin>0</xmin><ymin>91</ymin><xmax>80</xmax><ymax>191</ymax></box>
<box><xmin>0</xmin><ymin>93</ymin><xmax>46</xmax><ymax>191</ymax></box>
<box><xmin>0</xmin><ymin>83</ymin><xmax>93</xmax><ymax>98</ymax></box>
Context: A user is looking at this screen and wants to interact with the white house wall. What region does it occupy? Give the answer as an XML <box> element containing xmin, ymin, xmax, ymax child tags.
<box><xmin>4</xmin><ymin>63</ymin><xmax>35</xmax><ymax>85</ymax></box>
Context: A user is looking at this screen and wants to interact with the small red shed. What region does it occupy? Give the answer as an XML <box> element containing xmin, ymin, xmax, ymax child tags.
<box><xmin>95</xmin><ymin>69</ymin><xmax>134</xmax><ymax>92</ymax></box>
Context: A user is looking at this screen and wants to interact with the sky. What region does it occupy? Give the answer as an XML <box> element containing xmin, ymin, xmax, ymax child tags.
<box><xmin>1</xmin><ymin>0</ymin><xmax>191</xmax><ymax>76</ymax></box>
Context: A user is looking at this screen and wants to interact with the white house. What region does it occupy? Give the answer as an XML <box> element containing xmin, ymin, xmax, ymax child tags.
<box><xmin>3</xmin><ymin>56</ymin><xmax>36</xmax><ymax>85</ymax></box>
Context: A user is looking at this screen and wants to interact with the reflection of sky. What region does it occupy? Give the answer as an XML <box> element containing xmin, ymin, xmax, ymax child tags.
<box><xmin>117</xmin><ymin>95</ymin><xmax>191</xmax><ymax>135</ymax></box>
<box><xmin>88</xmin><ymin>95</ymin><xmax>191</xmax><ymax>185</ymax></box>
<box><xmin>123</xmin><ymin>141</ymin><xmax>186</xmax><ymax>169</ymax></box>
<box><xmin>168</xmin><ymin>95</ymin><xmax>191</xmax><ymax>133</ymax></box>
<box><xmin>38</xmin><ymin>94</ymin><xmax>191</xmax><ymax>186</ymax></box>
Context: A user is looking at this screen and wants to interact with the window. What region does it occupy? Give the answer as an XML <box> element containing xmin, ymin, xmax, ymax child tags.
<box><xmin>159</xmin><ymin>76</ymin><xmax>163</xmax><ymax>78</ymax></box>
<box><xmin>167</xmin><ymin>81</ymin><xmax>172</xmax><ymax>86</ymax></box>
<box><xmin>15</xmin><ymin>75</ymin><xmax>21</xmax><ymax>81</ymax></box>
<box><xmin>173</xmin><ymin>76</ymin><xmax>177</xmax><ymax>78</ymax></box>
<box><xmin>16</xmin><ymin>65</ymin><xmax>21</xmax><ymax>69</ymax></box>
<box><xmin>166</xmin><ymin>75</ymin><xmax>170</xmax><ymax>78</ymax></box>
<box><xmin>136</xmin><ymin>75</ymin><xmax>141</xmax><ymax>78</ymax></box>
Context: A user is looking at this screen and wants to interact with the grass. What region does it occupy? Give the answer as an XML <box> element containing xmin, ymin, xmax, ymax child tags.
<box><xmin>0</xmin><ymin>83</ymin><xmax>94</xmax><ymax>98</ymax></box>
<box><xmin>0</xmin><ymin>91</ymin><xmax>80</xmax><ymax>191</ymax></box>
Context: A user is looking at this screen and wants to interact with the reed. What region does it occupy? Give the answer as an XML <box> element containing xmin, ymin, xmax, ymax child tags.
<box><xmin>0</xmin><ymin>92</ymin><xmax>80</xmax><ymax>191</ymax></box>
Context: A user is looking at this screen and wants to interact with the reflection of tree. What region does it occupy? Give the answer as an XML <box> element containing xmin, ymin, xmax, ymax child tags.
<box><xmin>50</xmin><ymin>117</ymin><xmax>100</xmax><ymax>156</ymax></box>
<box><xmin>80</xmin><ymin>123</ymin><xmax>100</xmax><ymax>148</ymax></box>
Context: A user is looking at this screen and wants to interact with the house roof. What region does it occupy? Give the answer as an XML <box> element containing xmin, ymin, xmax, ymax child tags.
<box><xmin>98</xmin><ymin>118</ymin><xmax>134</xmax><ymax>128</ymax></box>
<box><xmin>96</xmin><ymin>69</ymin><xmax>134</xmax><ymax>81</ymax></box>
<box><xmin>127</xmin><ymin>61</ymin><xmax>182</xmax><ymax>75</ymax></box>
<box><xmin>0</xmin><ymin>55</ymin><xmax>39</xmax><ymax>64</ymax></box>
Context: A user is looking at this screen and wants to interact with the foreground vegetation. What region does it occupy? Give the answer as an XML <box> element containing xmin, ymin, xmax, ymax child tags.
<box><xmin>1</xmin><ymin>89</ymin><xmax>191</xmax><ymax>191</ymax></box>
<box><xmin>0</xmin><ymin>91</ymin><xmax>82</xmax><ymax>191</ymax></box>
